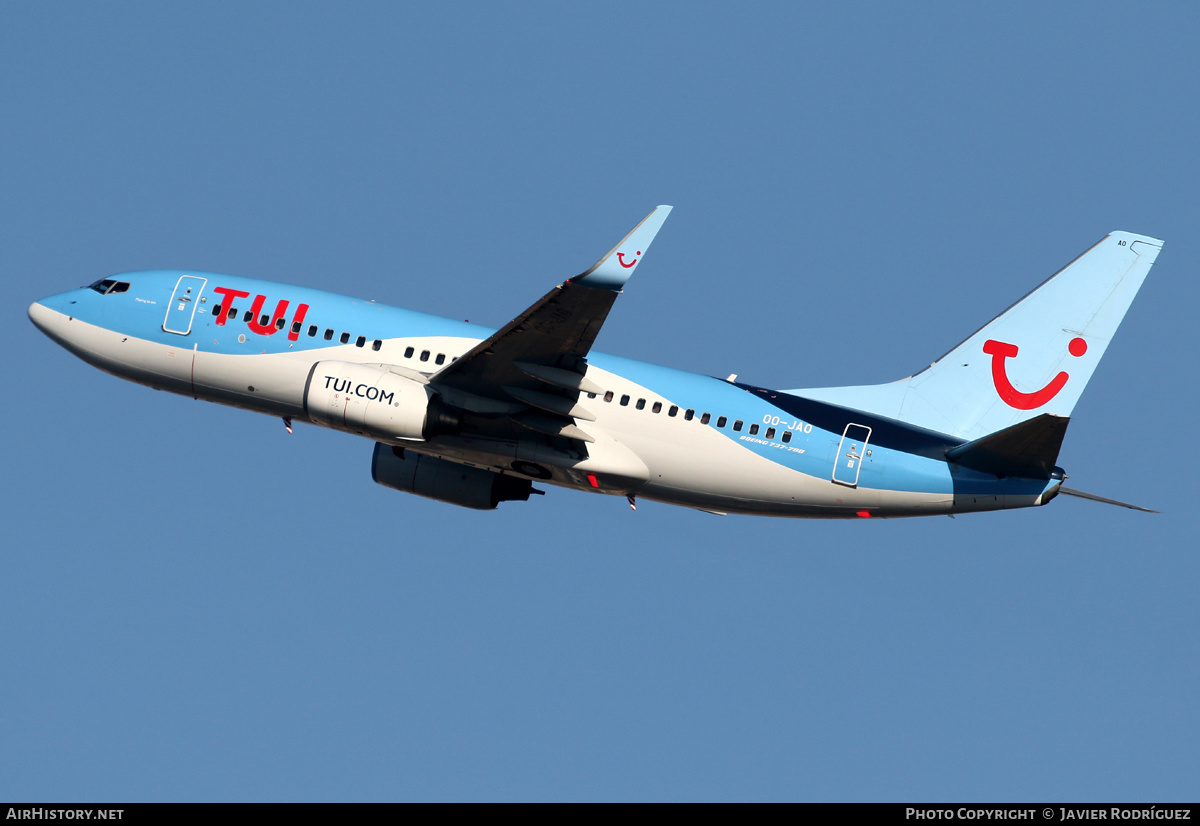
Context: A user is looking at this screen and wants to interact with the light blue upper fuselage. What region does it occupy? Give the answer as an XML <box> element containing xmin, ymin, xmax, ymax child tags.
<box><xmin>34</xmin><ymin>270</ymin><xmax>1057</xmax><ymax>514</ymax></box>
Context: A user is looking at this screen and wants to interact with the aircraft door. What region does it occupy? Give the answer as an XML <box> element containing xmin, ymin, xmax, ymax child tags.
<box><xmin>832</xmin><ymin>423</ymin><xmax>872</xmax><ymax>487</ymax></box>
<box><xmin>163</xmin><ymin>275</ymin><xmax>207</xmax><ymax>335</ymax></box>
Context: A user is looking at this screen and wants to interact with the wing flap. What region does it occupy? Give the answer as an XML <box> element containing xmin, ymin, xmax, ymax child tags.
<box><xmin>503</xmin><ymin>385</ymin><xmax>596</xmax><ymax>421</ymax></box>
<box><xmin>510</xmin><ymin>411</ymin><xmax>596</xmax><ymax>443</ymax></box>
<box><xmin>513</xmin><ymin>360</ymin><xmax>606</xmax><ymax>395</ymax></box>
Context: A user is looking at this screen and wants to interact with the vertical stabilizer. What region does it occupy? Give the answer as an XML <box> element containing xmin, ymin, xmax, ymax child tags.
<box><xmin>792</xmin><ymin>232</ymin><xmax>1162</xmax><ymax>440</ymax></box>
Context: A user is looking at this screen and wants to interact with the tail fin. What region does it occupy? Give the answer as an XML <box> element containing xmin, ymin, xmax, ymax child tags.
<box><xmin>793</xmin><ymin>231</ymin><xmax>1163</xmax><ymax>440</ymax></box>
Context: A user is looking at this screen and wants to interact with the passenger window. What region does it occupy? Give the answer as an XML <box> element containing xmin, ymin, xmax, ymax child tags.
<box><xmin>749</xmin><ymin>424</ymin><xmax>760</xmax><ymax>435</ymax></box>
<box><xmin>228</xmin><ymin>307</ymin><xmax>237</xmax><ymax>319</ymax></box>
<box><xmin>324</xmin><ymin>329</ymin><xmax>334</xmax><ymax>340</ymax></box>
<box><xmin>340</xmin><ymin>332</ymin><xmax>350</xmax><ymax>344</ymax></box>
<box><xmin>620</xmin><ymin>395</ymin><xmax>630</xmax><ymax>406</ymax></box>
<box><xmin>701</xmin><ymin>412</ymin><xmax>711</xmax><ymax>425</ymax></box>
<box><xmin>668</xmin><ymin>405</ymin><xmax>678</xmax><ymax>417</ymax></box>
<box><xmin>404</xmin><ymin>346</ymin><xmax>414</xmax><ymax>358</ymax></box>
<box><xmin>212</xmin><ymin>305</ymin><xmax>222</xmax><ymax>316</ymax></box>
<box><xmin>291</xmin><ymin>321</ymin><xmax>302</xmax><ymax>334</ymax></box>
<box><xmin>716</xmin><ymin>416</ymin><xmax>727</xmax><ymax>428</ymax></box>
<box><xmin>435</xmin><ymin>353</ymin><xmax>446</xmax><ymax>365</ymax></box>
<box><xmin>604</xmin><ymin>391</ymin><xmax>614</xmax><ymax>402</ymax></box>
<box><xmin>652</xmin><ymin>401</ymin><xmax>662</xmax><ymax>413</ymax></box>
<box><xmin>420</xmin><ymin>350</ymin><xmax>430</xmax><ymax>362</ymax></box>
<box><xmin>636</xmin><ymin>398</ymin><xmax>646</xmax><ymax>410</ymax></box>
<box><xmin>684</xmin><ymin>409</ymin><xmax>695</xmax><ymax>421</ymax></box>
<box><xmin>782</xmin><ymin>431</ymin><xmax>792</xmax><ymax>443</ymax></box>
<box><xmin>260</xmin><ymin>315</ymin><xmax>270</xmax><ymax>327</ymax></box>
<box><xmin>275</xmin><ymin>317</ymin><xmax>286</xmax><ymax>330</ymax></box>
<box><xmin>765</xmin><ymin>427</ymin><xmax>776</xmax><ymax>439</ymax></box>
<box><xmin>355</xmin><ymin>335</ymin><xmax>366</xmax><ymax>347</ymax></box>
<box><xmin>372</xmin><ymin>339</ymin><xmax>382</xmax><ymax>351</ymax></box>
<box><xmin>308</xmin><ymin>325</ymin><xmax>318</xmax><ymax>337</ymax></box>
<box><xmin>587</xmin><ymin>393</ymin><xmax>597</xmax><ymax>399</ymax></box>
<box><xmin>733</xmin><ymin>420</ymin><xmax>743</xmax><ymax>432</ymax></box>
<box><xmin>243</xmin><ymin>311</ymin><xmax>253</xmax><ymax>322</ymax></box>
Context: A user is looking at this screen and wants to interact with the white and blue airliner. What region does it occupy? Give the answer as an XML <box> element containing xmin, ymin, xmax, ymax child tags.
<box><xmin>29</xmin><ymin>207</ymin><xmax>1160</xmax><ymax>516</ymax></box>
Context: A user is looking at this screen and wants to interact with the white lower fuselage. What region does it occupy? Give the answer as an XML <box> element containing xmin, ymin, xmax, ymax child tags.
<box><xmin>28</xmin><ymin>271</ymin><xmax>1057</xmax><ymax>518</ymax></box>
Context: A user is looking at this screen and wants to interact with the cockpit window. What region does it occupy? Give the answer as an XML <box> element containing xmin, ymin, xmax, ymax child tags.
<box><xmin>88</xmin><ymin>279</ymin><xmax>130</xmax><ymax>295</ymax></box>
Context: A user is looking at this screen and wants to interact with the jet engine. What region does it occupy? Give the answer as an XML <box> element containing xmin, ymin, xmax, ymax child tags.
<box><xmin>371</xmin><ymin>443</ymin><xmax>538</xmax><ymax>510</ymax></box>
<box><xmin>304</xmin><ymin>361</ymin><xmax>459</xmax><ymax>441</ymax></box>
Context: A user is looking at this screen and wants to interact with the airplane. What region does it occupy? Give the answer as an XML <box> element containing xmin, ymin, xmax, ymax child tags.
<box><xmin>28</xmin><ymin>206</ymin><xmax>1161</xmax><ymax>517</ymax></box>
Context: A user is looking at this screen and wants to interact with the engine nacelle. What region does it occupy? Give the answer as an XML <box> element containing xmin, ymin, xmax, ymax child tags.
<box><xmin>304</xmin><ymin>361</ymin><xmax>458</xmax><ymax>440</ymax></box>
<box><xmin>371</xmin><ymin>443</ymin><xmax>537</xmax><ymax>510</ymax></box>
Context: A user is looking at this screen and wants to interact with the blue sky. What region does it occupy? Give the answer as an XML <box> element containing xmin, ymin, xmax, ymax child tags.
<box><xmin>2</xmin><ymin>2</ymin><xmax>1197</xmax><ymax>802</ymax></box>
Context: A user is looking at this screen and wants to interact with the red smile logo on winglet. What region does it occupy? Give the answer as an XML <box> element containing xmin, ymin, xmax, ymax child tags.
<box><xmin>983</xmin><ymin>337</ymin><xmax>1087</xmax><ymax>409</ymax></box>
<box><xmin>616</xmin><ymin>251</ymin><xmax>641</xmax><ymax>268</ymax></box>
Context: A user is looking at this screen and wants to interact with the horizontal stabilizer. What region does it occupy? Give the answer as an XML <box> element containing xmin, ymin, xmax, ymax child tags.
<box><xmin>945</xmin><ymin>413</ymin><xmax>1068</xmax><ymax>479</ymax></box>
<box><xmin>1058</xmin><ymin>486</ymin><xmax>1158</xmax><ymax>513</ymax></box>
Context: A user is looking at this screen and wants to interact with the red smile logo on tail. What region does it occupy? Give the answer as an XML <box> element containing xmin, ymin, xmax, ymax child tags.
<box><xmin>616</xmin><ymin>251</ymin><xmax>642</xmax><ymax>268</ymax></box>
<box><xmin>983</xmin><ymin>337</ymin><xmax>1088</xmax><ymax>409</ymax></box>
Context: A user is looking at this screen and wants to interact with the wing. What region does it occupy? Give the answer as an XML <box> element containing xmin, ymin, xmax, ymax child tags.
<box><xmin>428</xmin><ymin>206</ymin><xmax>672</xmax><ymax>443</ymax></box>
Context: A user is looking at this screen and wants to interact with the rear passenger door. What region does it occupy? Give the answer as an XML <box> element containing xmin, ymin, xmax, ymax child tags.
<box><xmin>832</xmin><ymin>423</ymin><xmax>872</xmax><ymax>487</ymax></box>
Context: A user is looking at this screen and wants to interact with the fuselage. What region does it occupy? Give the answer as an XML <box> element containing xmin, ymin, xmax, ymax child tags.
<box><xmin>29</xmin><ymin>270</ymin><xmax>1060</xmax><ymax>517</ymax></box>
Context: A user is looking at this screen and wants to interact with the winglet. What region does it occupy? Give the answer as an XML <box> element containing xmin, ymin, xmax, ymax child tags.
<box><xmin>572</xmin><ymin>205</ymin><xmax>672</xmax><ymax>290</ymax></box>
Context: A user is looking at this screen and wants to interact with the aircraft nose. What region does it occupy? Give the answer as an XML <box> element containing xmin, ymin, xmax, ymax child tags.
<box><xmin>29</xmin><ymin>296</ymin><xmax>76</xmax><ymax>345</ymax></box>
<box><xmin>28</xmin><ymin>300</ymin><xmax>55</xmax><ymax>334</ymax></box>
